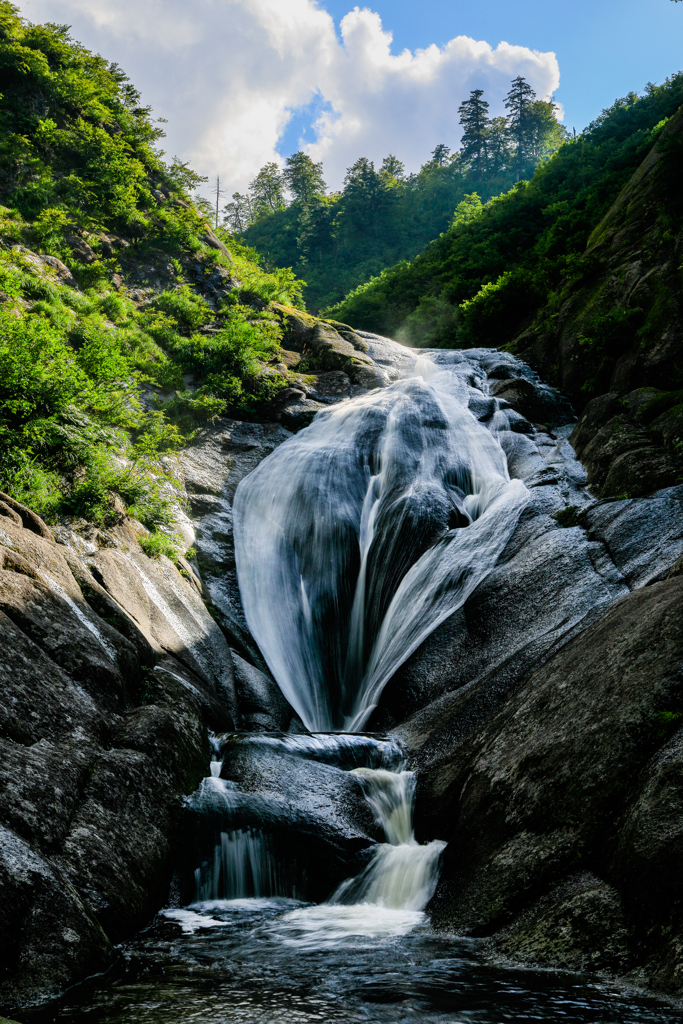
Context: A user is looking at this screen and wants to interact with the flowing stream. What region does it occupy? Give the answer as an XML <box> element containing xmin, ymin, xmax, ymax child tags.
<box><xmin>234</xmin><ymin>353</ymin><xmax>528</xmax><ymax>731</ymax></box>
<box><xmin>32</xmin><ymin>339</ymin><xmax>683</xmax><ymax>1023</ymax></box>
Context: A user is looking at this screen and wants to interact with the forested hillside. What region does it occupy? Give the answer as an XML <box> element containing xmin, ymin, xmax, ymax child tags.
<box><xmin>0</xmin><ymin>1</ymin><xmax>308</xmax><ymax>542</ymax></box>
<box><xmin>235</xmin><ymin>80</ymin><xmax>567</xmax><ymax>311</ymax></box>
<box><xmin>328</xmin><ymin>74</ymin><xmax>683</xmax><ymax>390</ymax></box>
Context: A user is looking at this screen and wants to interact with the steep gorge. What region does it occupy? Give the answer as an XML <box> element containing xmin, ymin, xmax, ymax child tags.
<box><xmin>1</xmin><ymin>327</ymin><xmax>682</xmax><ymax>1020</ymax></box>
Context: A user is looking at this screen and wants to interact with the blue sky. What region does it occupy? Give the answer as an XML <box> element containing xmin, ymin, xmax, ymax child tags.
<box><xmin>19</xmin><ymin>0</ymin><xmax>683</xmax><ymax>192</ymax></box>
<box><xmin>318</xmin><ymin>0</ymin><xmax>683</xmax><ymax>134</ymax></box>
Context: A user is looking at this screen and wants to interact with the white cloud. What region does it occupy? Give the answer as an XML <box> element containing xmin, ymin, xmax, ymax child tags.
<box><xmin>18</xmin><ymin>0</ymin><xmax>560</xmax><ymax>194</ymax></box>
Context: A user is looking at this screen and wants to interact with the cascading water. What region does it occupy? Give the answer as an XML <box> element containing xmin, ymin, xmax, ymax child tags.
<box><xmin>234</xmin><ymin>354</ymin><xmax>528</xmax><ymax>731</ymax></box>
<box><xmin>331</xmin><ymin>768</ymin><xmax>446</xmax><ymax>911</ymax></box>
<box><xmin>52</xmin><ymin>339</ymin><xmax>682</xmax><ymax>1024</ymax></box>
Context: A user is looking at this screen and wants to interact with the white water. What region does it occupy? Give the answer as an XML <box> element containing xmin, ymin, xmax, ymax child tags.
<box><xmin>194</xmin><ymin>828</ymin><xmax>295</xmax><ymax>901</ymax></box>
<box><xmin>234</xmin><ymin>355</ymin><xmax>528</xmax><ymax>731</ymax></box>
<box><xmin>331</xmin><ymin>766</ymin><xmax>445</xmax><ymax>912</ymax></box>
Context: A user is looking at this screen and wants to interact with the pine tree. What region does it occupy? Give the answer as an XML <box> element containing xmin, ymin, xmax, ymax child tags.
<box><xmin>485</xmin><ymin>116</ymin><xmax>511</xmax><ymax>177</ymax></box>
<box><xmin>248</xmin><ymin>162</ymin><xmax>285</xmax><ymax>219</ymax></box>
<box><xmin>431</xmin><ymin>144</ymin><xmax>451</xmax><ymax>167</ymax></box>
<box><xmin>283</xmin><ymin>151</ymin><xmax>326</xmax><ymax>204</ymax></box>
<box><xmin>380</xmin><ymin>154</ymin><xmax>405</xmax><ymax>179</ymax></box>
<box><xmin>505</xmin><ymin>76</ymin><xmax>537</xmax><ymax>178</ymax></box>
<box><xmin>458</xmin><ymin>89</ymin><xmax>490</xmax><ymax>178</ymax></box>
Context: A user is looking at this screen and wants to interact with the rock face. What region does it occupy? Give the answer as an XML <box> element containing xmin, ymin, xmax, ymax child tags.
<box><xmin>0</xmin><ymin>493</ymin><xmax>236</xmax><ymax>1011</ymax></box>
<box><xmin>513</xmin><ymin>110</ymin><xmax>683</xmax><ymax>499</ymax></box>
<box><xmin>569</xmin><ymin>391</ymin><xmax>683</xmax><ymax>498</ymax></box>
<box><xmin>417</xmin><ymin>575</ymin><xmax>683</xmax><ymax>989</ymax></box>
<box><xmin>2</xmin><ymin>330</ymin><xmax>683</xmax><ymax>1009</ymax></box>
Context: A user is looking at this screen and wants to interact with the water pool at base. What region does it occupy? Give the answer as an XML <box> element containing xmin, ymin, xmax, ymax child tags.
<box><xmin>28</xmin><ymin>898</ymin><xmax>683</xmax><ymax>1024</ymax></box>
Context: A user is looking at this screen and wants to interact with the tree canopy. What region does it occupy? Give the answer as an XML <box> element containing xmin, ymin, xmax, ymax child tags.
<box><xmin>237</xmin><ymin>77</ymin><xmax>567</xmax><ymax>310</ymax></box>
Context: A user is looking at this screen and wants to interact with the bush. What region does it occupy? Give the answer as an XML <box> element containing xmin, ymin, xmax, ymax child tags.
<box><xmin>139</xmin><ymin>530</ymin><xmax>183</xmax><ymax>562</ymax></box>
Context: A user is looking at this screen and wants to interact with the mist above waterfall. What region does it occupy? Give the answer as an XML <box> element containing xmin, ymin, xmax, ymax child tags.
<box><xmin>234</xmin><ymin>351</ymin><xmax>528</xmax><ymax>731</ymax></box>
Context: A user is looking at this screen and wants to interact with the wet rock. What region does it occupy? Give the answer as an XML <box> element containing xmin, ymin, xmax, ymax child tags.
<box><xmin>0</xmin><ymin>570</ymin><xmax>135</xmax><ymax>711</ymax></box>
<box><xmin>569</xmin><ymin>392</ymin><xmax>622</xmax><ymax>455</ymax></box>
<box><xmin>485</xmin><ymin>873</ymin><xmax>631</xmax><ymax>974</ymax></box>
<box><xmin>59</xmin><ymin>722</ymin><xmax>205</xmax><ymax>941</ymax></box>
<box><xmin>232</xmin><ymin>651</ymin><xmax>304</xmax><ymax>732</ymax></box>
<box><xmin>220</xmin><ymin>745</ymin><xmax>380</xmax><ymax>843</ymax></box>
<box><xmin>205</xmin><ymin>744</ymin><xmax>381</xmax><ymax>900</ymax></box>
<box><xmin>305</xmin><ymin>322</ymin><xmax>385</xmax><ymax>389</ymax></box>
<box><xmin>490</xmin><ymin>377</ymin><xmax>560</xmax><ymax>425</ymax></box>
<box><xmin>376</xmin><ymin>489</ymin><xmax>627</xmax><ymax>744</ymax></box>
<box><xmin>0</xmin><ymin>825</ymin><xmax>113</xmax><ymax>1009</ymax></box>
<box><xmin>0</xmin><ymin>505</ymin><xmax>235</xmax><ymax>1008</ymax></box>
<box><xmin>569</xmin><ymin>393</ymin><xmax>683</xmax><ymax>498</ymax></box>
<box><xmin>179</xmin><ymin>419</ymin><xmax>291</xmax><ymax>669</ymax></box>
<box><xmin>420</xmin><ymin>577</ymin><xmax>683</xmax><ymax>941</ymax></box>
<box><xmin>582</xmin><ymin>485</ymin><xmax>683</xmax><ymax>587</ymax></box>
<box><xmin>276</xmin><ymin>393</ymin><xmax>326</xmax><ymax>431</ymax></box>
<box><xmin>578</xmin><ymin>415</ymin><xmax>650</xmax><ymax>493</ymax></box>
<box><xmin>602</xmin><ymin>445</ymin><xmax>681</xmax><ymax>498</ymax></box>
<box><xmin>306</xmin><ymin>371</ymin><xmax>352</xmax><ymax>404</ymax></box>
<box><xmin>611</xmin><ymin>728</ymin><xmax>683</xmax><ymax>941</ymax></box>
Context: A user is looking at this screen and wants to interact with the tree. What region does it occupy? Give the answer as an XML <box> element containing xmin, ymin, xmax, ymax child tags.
<box><xmin>485</xmin><ymin>116</ymin><xmax>511</xmax><ymax>177</ymax></box>
<box><xmin>297</xmin><ymin>196</ymin><xmax>337</xmax><ymax>265</ymax></box>
<box><xmin>380</xmin><ymin>154</ymin><xmax>405</xmax><ymax>179</ymax></box>
<box><xmin>283</xmin><ymin>151</ymin><xmax>326</xmax><ymax>204</ymax></box>
<box><xmin>458</xmin><ymin>89</ymin><xmax>490</xmax><ymax>178</ymax></box>
<box><xmin>210</xmin><ymin>176</ymin><xmax>228</xmax><ymax>229</ymax></box>
<box><xmin>248</xmin><ymin>162</ymin><xmax>286</xmax><ymax>219</ymax></box>
<box><xmin>337</xmin><ymin>157</ymin><xmax>391</xmax><ymax>242</ymax></box>
<box><xmin>505</xmin><ymin>76</ymin><xmax>537</xmax><ymax>177</ymax></box>
<box><xmin>526</xmin><ymin>100</ymin><xmax>570</xmax><ymax>162</ymax></box>
<box><xmin>223</xmin><ymin>192</ymin><xmax>253</xmax><ymax>233</ymax></box>
<box><xmin>431</xmin><ymin>144</ymin><xmax>451</xmax><ymax>167</ymax></box>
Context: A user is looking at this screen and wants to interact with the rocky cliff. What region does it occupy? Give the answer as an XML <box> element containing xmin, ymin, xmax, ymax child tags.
<box><xmin>514</xmin><ymin>106</ymin><xmax>683</xmax><ymax>500</ymax></box>
<box><xmin>2</xmin><ymin>334</ymin><xmax>682</xmax><ymax>1013</ymax></box>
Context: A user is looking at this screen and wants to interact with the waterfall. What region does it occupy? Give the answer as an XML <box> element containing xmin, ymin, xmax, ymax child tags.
<box><xmin>234</xmin><ymin>357</ymin><xmax>528</xmax><ymax>732</ymax></box>
<box><xmin>331</xmin><ymin>767</ymin><xmax>445</xmax><ymax>912</ymax></box>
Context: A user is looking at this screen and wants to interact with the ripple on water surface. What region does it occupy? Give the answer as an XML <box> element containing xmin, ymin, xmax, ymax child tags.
<box><xmin>28</xmin><ymin>899</ymin><xmax>683</xmax><ymax>1024</ymax></box>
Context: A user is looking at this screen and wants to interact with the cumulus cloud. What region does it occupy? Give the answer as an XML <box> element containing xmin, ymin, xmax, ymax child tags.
<box><xmin>18</xmin><ymin>0</ymin><xmax>560</xmax><ymax>193</ymax></box>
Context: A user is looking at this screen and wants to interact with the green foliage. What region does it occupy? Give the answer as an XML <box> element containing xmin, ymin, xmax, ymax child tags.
<box><xmin>138</xmin><ymin>530</ymin><xmax>183</xmax><ymax>562</ymax></box>
<box><xmin>238</xmin><ymin>78</ymin><xmax>566</xmax><ymax>312</ymax></box>
<box><xmin>283</xmin><ymin>151</ymin><xmax>326</xmax><ymax>204</ymax></box>
<box><xmin>149</xmin><ymin>286</ymin><xmax>212</xmax><ymax>333</ymax></box>
<box><xmin>0</xmin><ymin>0</ymin><xmax>309</xmax><ymax>536</ymax></box>
<box><xmin>552</xmin><ymin>505</ymin><xmax>587</xmax><ymax>528</ymax></box>
<box><xmin>327</xmin><ymin>72</ymin><xmax>683</xmax><ymax>346</ymax></box>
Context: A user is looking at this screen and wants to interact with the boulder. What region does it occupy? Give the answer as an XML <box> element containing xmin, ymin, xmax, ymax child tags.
<box><xmin>65</xmin><ymin>235</ymin><xmax>96</xmax><ymax>265</ymax></box>
<box><xmin>232</xmin><ymin>651</ymin><xmax>304</xmax><ymax>732</ymax></box>
<box><xmin>0</xmin><ymin>503</ymin><xmax>236</xmax><ymax>1009</ymax></box>
<box><xmin>490</xmin><ymin>377</ymin><xmax>562</xmax><ymax>425</ymax></box>
<box><xmin>420</xmin><ymin>577</ymin><xmax>683</xmax><ymax>950</ymax></box>
<box><xmin>582</xmin><ymin>485</ymin><xmax>683</xmax><ymax>587</ymax></box>
<box><xmin>602</xmin><ymin>445</ymin><xmax>681</xmax><ymax>498</ymax></box>
<box><xmin>305</xmin><ymin>322</ymin><xmax>387</xmax><ymax>388</ymax></box>
<box><xmin>0</xmin><ymin>826</ymin><xmax>112</xmax><ymax>1009</ymax></box>
<box><xmin>484</xmin><ymin>872</ymin><xmax>631</xmax><ymax>974</ymax></box>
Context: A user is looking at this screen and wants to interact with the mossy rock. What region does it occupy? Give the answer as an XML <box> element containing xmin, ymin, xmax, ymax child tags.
<box><xmin>602</xmin><ymin>445</ymin><xmax>681</xmax><ymax>498</ymax></box>
<box><xmin>270</xmin><ymin>302</ymin><xmax>317</xmax><ymax>351</ymax></box>
<box><xmin>641</xmin><ymin>388</ymin><xmax>683</xmax><ymax>424</ymax></box>
<box><xmin>649</xmin><ymin>403</ymin><xmax>683</xmax><ymax>449</ymax></box>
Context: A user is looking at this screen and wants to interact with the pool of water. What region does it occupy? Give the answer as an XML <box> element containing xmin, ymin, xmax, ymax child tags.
<box><xmin>28</xmin><ymin>898</ymin><xmax>683</xmax><ymax>1024</ymax></box>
